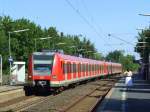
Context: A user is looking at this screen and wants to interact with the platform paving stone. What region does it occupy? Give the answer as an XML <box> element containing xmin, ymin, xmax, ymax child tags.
<box><xmin>96</xmin><ymin>74</ymin><xmax>150</xmax><ymax>112</ymax></box>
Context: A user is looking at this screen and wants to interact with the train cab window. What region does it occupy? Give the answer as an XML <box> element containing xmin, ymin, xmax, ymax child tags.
<box><xmin>33</xmin><ymin>54</ymin><xmax>54</xmax><ymax>76</ymax></box>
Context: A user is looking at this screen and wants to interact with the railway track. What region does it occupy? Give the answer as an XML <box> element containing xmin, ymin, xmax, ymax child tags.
<box><xmin>0</xmin><ymin>95</ymin><xmax>47</xmax><ymax>112</ymax></box>
<box><xmin>59</xmin><ymin>79</ymin><xmax>116</xmax><ymax>112</ymax></box>
<box><xmin>0</xmin><ymin>88</ymin><xmax>24</xmax><ymax>104</ymax></box>
<box><xmin>0</xmin><ymin>74</ymin><xmax>122</xmax><ymax>112</ymax></box>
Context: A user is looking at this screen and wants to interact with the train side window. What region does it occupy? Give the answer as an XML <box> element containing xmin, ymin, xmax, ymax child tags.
<box><xmin>78</xmin><ymin>64</ymin><xmax>80</xmax><ymax>72</ymax></box>
<box><xmin>71</xmin><ymin>63</ymin><xmax>73</xmax><ymax>73</ymax></box>
<box><xmin>81</xmin><ymin>64</ymin><xmax>83</xmax><ymax>72</ymax></box>
<box><xmin>96</xmin><ymin>64</ymin><xmax>97</xmax><ymax>71</ymax></box>
<box><xmin>86</xmin><ymin>64</ymin><xmax>88</xmax><ymax>72</ymax></box>
<box><xmin>96</xmin><ymin>64</ymin><xmax>98</xmax><ymax>71</ymax></box>
<box><xmin>83</xmin><ymin>64</ymin><xmax>85</xmax><ymax>72</ymax></box>
<box><xmin>84</xmin><ymin>64</ymin><xmax>85</xmax><ymax>72</ymax></box>
<box><xmin>73</xmin><ymin>63</ymin><xmax>76</xmax><ymax>73</ymax></box>
<box><xmin>76</xmin><ymin>63</ymin><xmax>78</xmax><ymax>73</ymax></box>
<box><xmin>93</xmin><ymin>65</ymin><xmax>94</xmax><ymax>71</ymax></box>
<box><xmin>82</xmin><ymin>64</ymin><xmax>84</xmax><ymax>72</ymax></box>
<box><xmin>63</xmin><ymin>63</ymin><xmax>67</xmax><ymax>74</ymax></box>
<box><xmin>100</xmin><ymin>65</ymin><xmax>101</xmax><ymax>72</ymax></box>
<box><xmin>67</xmin><ymin>62</ymin><xmax>70</xmax><ymax>73</ymax></box>
<box><xmin>69</xmin><ymin>63</ymin><xmax>71</xmax><ymax>73</ymax></box>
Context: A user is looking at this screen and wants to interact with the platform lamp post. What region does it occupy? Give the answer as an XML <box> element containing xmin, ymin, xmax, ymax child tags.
<box><xmin>93</xmin><ymin>52</ymin><xmax>101</xmax><ymax>59</ymax></box>
<box><xmin>136</xmin><ymin>24</ymin><xmax>150</xmax><ymax>80</ymax></box>
<box><xmin>77</xmin><ymin>48</ymin><xmax>86</xmax><ymax>57</ymax></box>
<box><xmin>70</xmin><ymin>46</ymin><xmax>76</xmax><ymax>55</ymax></box>
<box><xmin>56</xmin><ymin>42</ymin><xmax>66</xmax><ymax>46</ymax></box>
<box><xmin>85</xmin><ymin>51</ymin><xmax>93</xmax><ymax>58</ymax></box>
<box><xmin>55</xmin><ymin>42</ymin><xmax>66</xmax><ymax>53</ymax></box>
<box><xmin>34</xmin><ymin>36</ymin><xmax>53</xmax><ymax>51</ymax></box>
<box><xmin>136</xmin><ymin>40</ymin><xmax>150</xmax><ymax>80</ymax></box>
<box><xmin>8</xmin><ymin>29</ymin><xmax>29</xmax><ymax>85</ymax></box>
<box><xmin>139</xmin><ymin>14</ymin><xmax>150</xmax><ymax>16</ymax></box>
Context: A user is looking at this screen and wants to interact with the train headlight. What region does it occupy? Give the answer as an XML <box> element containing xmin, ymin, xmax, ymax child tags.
<box><xmin>28</xmin><ymin>75</ymin><xmax>32</xmax><ymax>78</ymax></box>
<box><xmin>52</xmin><ymin>75</ymin><xmax>57</xmax><ymax>79</ymax></box>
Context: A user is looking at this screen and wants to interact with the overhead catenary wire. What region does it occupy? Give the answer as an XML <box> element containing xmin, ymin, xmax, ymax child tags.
<box><xmin>79</xmin><ymin>0</ymin><xmax>136</xmax><ymax>47</ymax></box>
<box><xmin>81</xmin><ymin>0</ymin><xmax>109</xmax><ymax>39</ymax></box>
<box><xmin>108</xmin><ymin>34</ymin><xmax>135</xmax><ymax>46</ymax></box>
<box><xmin>65</xmin><ymin>0</ymin><xmax>110</xmax><ymax>45</ymax></box>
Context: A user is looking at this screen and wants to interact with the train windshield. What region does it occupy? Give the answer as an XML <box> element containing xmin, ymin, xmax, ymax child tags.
<box><xmin>33</xmin><ymin>54</ymin><xmax>54</xmax><ymax>76</ymax></box>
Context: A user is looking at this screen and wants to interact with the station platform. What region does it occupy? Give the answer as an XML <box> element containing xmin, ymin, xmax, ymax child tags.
<box><xmin>96</xmin><ymin>74</ymin><xmax>150</xmax><ymax>112</ymax></box>
<box><xmin>0</xmin><ymin>85</ymin><xmax>23</xmax><ymax>93</ymax></box>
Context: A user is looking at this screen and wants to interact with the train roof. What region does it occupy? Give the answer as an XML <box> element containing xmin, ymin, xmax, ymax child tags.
<box><xmin>32</xmin><ymin>52</ymin><xmax>122</xmax><ymax>66</ymax></box>
<box><xmin>56</xmin><ymin>53</ymin><xmax>121</xmax><ymax>65</ymax></box>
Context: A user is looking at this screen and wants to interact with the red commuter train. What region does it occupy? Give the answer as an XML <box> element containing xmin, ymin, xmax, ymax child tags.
<box><xmin>25</xmin><ymin>51</ymin><xmax>122</xmax><ymax>94</ymax></box>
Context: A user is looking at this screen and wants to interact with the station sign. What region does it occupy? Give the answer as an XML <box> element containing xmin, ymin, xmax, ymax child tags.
<box><xmin>8</xmin><ymin>56</ymin><xmax>13</xmax><ymax>64</ymax></box>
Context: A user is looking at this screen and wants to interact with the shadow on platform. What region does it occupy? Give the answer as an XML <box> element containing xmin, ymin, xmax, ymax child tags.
<box><xmin>97</xmin><ymin>98</ymin><xmax>150</xmax><ymax>112</ymax></box>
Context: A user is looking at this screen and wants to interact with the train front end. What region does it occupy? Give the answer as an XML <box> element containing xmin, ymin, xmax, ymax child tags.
<box><xmin>28</xmin><ymin>52</ymin><xmax>54</xmax><ymax>90</ymax></box>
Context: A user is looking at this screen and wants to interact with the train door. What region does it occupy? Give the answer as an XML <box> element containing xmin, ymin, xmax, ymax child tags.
<box><xmin>76</xmin><ymin>62</ymin><xmax>78</xmax><ymax>79</ymax></box>
<box><xmin>90</xmin><ymin>64</ymin><xmax>92</xmax><ymax>76</ymax></box>
<box><xmin>67</xmin><ymin>62</ymin><xmax>71</xmax><ymax>80</ymax></box>
<box><xmin>98</xmin><ymin>64</ymin><xmax>100</xmax><ymax>75</ymax></box>
<box><xmin>78</xmin><ymin>63</ymin><xmax>81</xmax><ymax>78</ymax></box>
<box><xmin>104</xmin><ymin>63</ymin><xmax>107</xmax><ymax>75</ymax></box>
<box><xmin>86</xmin><ymin>63</ymin><xmax>88</xmax><ymax>77</ymax></box>
<box><xmin>63</xmin><ymin>61</ymin><xmax>67</xmax><ymax>81</ymax></box>
<box><xmin>80</xmin><ymin>63</ymin><xmax>83</xmax><ymax>78</ymax></box>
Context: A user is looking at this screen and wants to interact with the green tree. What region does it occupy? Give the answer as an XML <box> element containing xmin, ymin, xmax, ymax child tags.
<box><xmin>106</xmin><ymin>50</ymin><xmax>140</xmax><ymax>71</ymax></box>
<box><xmin>106</xmin><ymin>50</ymin><xmax>124</xmax><ymax>62</ymax></box>
<box><xmin>0</xmin><ymin>15</ymin><xmax>101</xmax><ymax>74</ymax></box>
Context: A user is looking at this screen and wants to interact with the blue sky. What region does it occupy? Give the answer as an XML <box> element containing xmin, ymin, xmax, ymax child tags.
<box><xmin>1</xmin><ymin>0</ymin><xmax>150</xmax><ymax>59</ymax></box>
